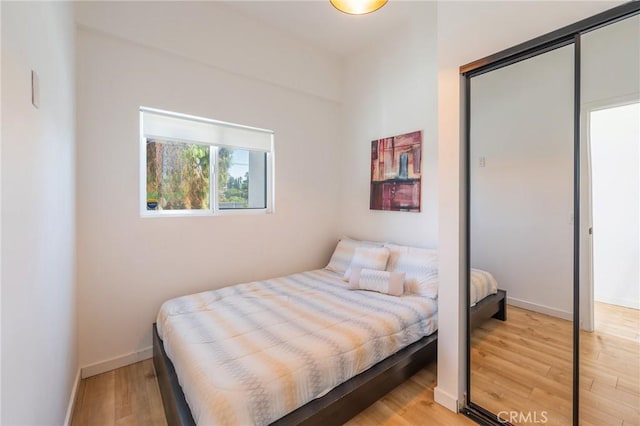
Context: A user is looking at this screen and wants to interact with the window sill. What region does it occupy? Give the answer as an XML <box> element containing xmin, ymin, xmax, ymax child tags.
<box><xmin>140</xmin><ymin>208</ymin><xmax>272</xmax><ymax>218</ymax></box>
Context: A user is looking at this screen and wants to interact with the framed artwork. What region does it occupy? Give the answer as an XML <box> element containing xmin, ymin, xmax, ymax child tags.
<box><xmin>370</xmin><ymin>130</ymin><xmax>422</xmax><ymax>212</ymax></box>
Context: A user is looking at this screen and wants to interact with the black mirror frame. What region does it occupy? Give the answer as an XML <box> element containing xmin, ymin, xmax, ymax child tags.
<box><xmin>460</xmin><ymin>3</ymin><xmax>640</xmax><ymax>425</ymax></box>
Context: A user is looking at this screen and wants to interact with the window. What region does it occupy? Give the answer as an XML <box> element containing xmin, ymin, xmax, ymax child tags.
<box><xmin>140</xmin><ymin>108</ymin><xmax>273</xmax><ymax>216</ymax></box>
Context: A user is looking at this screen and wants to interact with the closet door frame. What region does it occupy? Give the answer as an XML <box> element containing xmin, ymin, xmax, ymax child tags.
<box><xmin>461</xmin><ymin>3</ymin><xmax>640</xmax><ymax>426</ymax></box>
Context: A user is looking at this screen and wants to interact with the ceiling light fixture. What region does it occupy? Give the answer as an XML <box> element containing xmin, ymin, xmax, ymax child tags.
<box><xmin>330</xmin><ymin>0</ymin><xmax>388</xmax><ymax>15</ymax></box>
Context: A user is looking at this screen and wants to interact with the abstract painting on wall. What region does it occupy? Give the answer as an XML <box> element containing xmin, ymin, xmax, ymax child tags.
<box><xmin>370</xmin><ymin>130</ymin><xmax>422</xmax><ymax>212</ymax></box>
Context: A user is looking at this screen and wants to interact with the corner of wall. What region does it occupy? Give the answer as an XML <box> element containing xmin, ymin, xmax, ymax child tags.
<box><xmin>63</xmin><ymin>369</ymin><xmax>82</xmax><ymax>426</ymax></box>
<box><xmin>434</xmin><ymin>386</ymin><xmax>459</xmax><ymax>412</ymax></box>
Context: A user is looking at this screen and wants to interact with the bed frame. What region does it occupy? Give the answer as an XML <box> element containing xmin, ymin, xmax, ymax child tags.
<box><xmin>153</xmin><ymin>289</ymin><xmax>506</xmax><ymax>426</ymax></box>
<box><xmin>470</xmin><ymin>289</ymin><xmax>507</xmax><ymax>332</ymax></box>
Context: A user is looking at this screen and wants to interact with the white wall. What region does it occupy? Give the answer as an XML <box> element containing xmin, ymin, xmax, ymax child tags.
<box><xmin>340</xmin><ymin>1</ymin><xmax>438</xmax><ymax>247</ymax></box>
<box><xmin>470</xmin><ymin>45</ymin><xmax>575</xmax><ymax>319</ymax></box>
<box><xmin>435</xmin><ymin>0</ymin><xmax>622</xmax><ymax>411</ymax></box>
<box><xmin>591</xmin><ymin>103</ymin><xmax>639</xmax><ymax>309</ymax></box>
<box><xmin>581</xmin><ymin>14</ymin><xmax>640</xmax><ymax>106</ymax></box>
<box><xmin>1</xmin><ymin>1</ymin><xmax>77</xmax><ymax>424</ymax></box>
<box><xmin>75</xmin><ymin>2</ymin><xmax>343</xmax><ymax>373</ymax></box>
<box><xmin>74</xmin><ymin>1</ymin><xmax>342</xmax><ymax>104</ymax></box>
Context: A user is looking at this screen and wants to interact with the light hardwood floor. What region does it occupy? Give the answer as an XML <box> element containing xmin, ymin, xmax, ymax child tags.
<box><xmin>71</xmin><ymin>359</ymin><xmax>474</xmax><ymax>426</ymax></box>
<box><xmin>343</xmin><ymin>362</ymin><xmax>475</xmax><ymax>426</ymax></box>
<box><xmin>72</xmin><ymin>302</ymin><xmax>638</xmax><ymax>426</ymax></box>
<box><xmin>71</xmin><ymin>358</ymin><xmax>166</xmax><ymax>426</ymax></box>
<box><xmin>470</xmin><ymin>306</ymin><xmax>574</xmax><ymax>425</ymax></box>
<box><xmin>470</xmin><ymin>302</ymin><xmax>639</xmax><ymax>426</ymax></box>
<box><xmin>581</xmin><ymin>302</ymin><xmax>640</xmax><ymax>426</ymax></box>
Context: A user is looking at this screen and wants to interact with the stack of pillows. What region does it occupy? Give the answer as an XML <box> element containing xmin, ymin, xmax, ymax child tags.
<box><xmin>325</xmin><ymin>237</ymin><xmax>439</xmax><ymax>298</ymax></box>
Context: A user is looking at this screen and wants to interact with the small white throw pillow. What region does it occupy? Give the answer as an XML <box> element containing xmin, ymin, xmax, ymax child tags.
<box><xmin>343</xmin><ymin>246</ymin><xmax>390</xmax><ymax>281</ymax></box>
<box><xmin>349</xmin><ymin>268</ymin><xmax>405</xmax><ymax>296</ymax></box>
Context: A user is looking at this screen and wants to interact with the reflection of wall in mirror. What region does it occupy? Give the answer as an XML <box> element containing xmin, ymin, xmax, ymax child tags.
<box><xmin>470</xmin><ymin>45</ymin><xmax>574</xmax><ymax>320</ymax></box>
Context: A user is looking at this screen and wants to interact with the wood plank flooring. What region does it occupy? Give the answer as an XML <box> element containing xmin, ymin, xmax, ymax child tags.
<box><xmin>470</xmin><ymin>302</ymin><xmax>639</xmax><ymax>426</ymax></box>
<box><xmin>72</xmin><ymin>302</ymin><xmax>638</xmax><ymax>426</ymax></box>
<box><xmin>71</xmin><ymin>359</ymin><xmax>166</xmax><ymax>426</ymax></box>
<box><xmin>343</xmin><ymin>362</ymin><xmax>475</xmax><ymax>426</ymax></box>
<box><xmin>581</xmin><ymin>302</ymin><xmax>640</xmax><ymax>426</ymax></box>
<box><xmin>470</xmin><ymin>306</ymin><xmax>574</xmax><ymax>425</ymax></box>
<box><xmin>71</xmin><ymin>359</ymin><xmax>474</xmax><ymax>426</ymax></box>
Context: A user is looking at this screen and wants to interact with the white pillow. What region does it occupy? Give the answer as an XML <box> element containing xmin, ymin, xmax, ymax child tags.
<box><xmin>325</xmin><ymin>237</ymin><xmax>384</xmax><ymax>274</ymax></box>
<box><xmin>343</xmin><ymin>246</ymin><xmax>390</xmax><ymax>281</ymax></box>
<box><xmin>384</xmin><ymin>243</ymin><xmax>437</xmax><ymax>272</ymax></box>
<box><xmin>392</xmin><ymin>251</ymin><xmax>439</xmax><ymax>298</ymax></box>
<box><xmin>349</xmin><ymin>268</ymin><xmax>405</xmax><ymax>296</ymax></box>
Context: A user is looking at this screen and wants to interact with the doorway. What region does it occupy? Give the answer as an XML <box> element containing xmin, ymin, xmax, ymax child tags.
<box><xmin>589</xmin><ymin>101</ymin><xmax>639</xmax><ymax>340</ymax></box>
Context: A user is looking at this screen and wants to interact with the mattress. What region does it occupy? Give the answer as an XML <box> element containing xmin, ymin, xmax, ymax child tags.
<box><xmin>156</xmin><ymin>268</ymin><xmax>438</xmax><ymax>426</ymax></box>
<box><xmin>470</xmin><ymin>268</ymin><xmax>499</xmax><ymax>307</ymax></box>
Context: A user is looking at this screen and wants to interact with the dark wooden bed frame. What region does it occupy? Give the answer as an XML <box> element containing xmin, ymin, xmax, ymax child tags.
<box><xmin>153</xmin><ymin>289</ymin><xmax>507</xmax><ymax>426</ymax></box>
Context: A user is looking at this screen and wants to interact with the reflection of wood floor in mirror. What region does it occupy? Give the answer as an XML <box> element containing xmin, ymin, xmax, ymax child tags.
<box><xmin>470</xmin><ymin>303</ymin><xmax>639</xmax><ymax>426</ymax></box>
<box><xmin>471</xmin><ymin>306</ymin><xmax>574</xmax><ymax>425</ymax></box>
<box><xmin>581</xmin><ymin>302</ymin><xmax>640</xmax><ymax>426</ymax></box>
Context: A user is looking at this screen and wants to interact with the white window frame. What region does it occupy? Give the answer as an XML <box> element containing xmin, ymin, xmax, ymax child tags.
<box><xmin>139</xmin><ymin>107</ymin><xmax>274</xmax><ymax>217</ymax></box>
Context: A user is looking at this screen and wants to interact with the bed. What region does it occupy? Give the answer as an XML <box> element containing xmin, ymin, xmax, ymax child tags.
<box><xmin>153</xmin><ymin>240</ymin><xmax>506</xmax><ymax>425</ymax></box>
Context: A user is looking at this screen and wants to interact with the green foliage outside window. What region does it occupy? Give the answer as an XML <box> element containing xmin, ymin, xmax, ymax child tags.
<box><xmin>146</xmin><ymin>140</ymin><xmax>210</xmax><ymax>210</ymax></box>
<box><xmin>147</xmin><ymin>141</ymin><xmax>249</xmax><ymax>210</ymax></box>
<box><xmin>218</xmin><ymin>147</ymin><xmax>249</xmax><ymax>208</ymax></box>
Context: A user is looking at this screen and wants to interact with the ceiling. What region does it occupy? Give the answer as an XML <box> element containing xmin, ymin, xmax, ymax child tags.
<box><xmin>225</xmin><ymin>0</ymin><xmax>418</xmax><ymax>57</ymax></box>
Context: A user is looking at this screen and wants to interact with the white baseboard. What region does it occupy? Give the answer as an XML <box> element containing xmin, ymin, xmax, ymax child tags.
<box><xmin>595</xmin><ymin>295</ymin><xmax>640</xmax><ymax>310</ymax></box>
<box><xmin>64</xmin><ymin>368</ymin><xmax>81</xmax><ymax>426</ymax></box>
<box><xmin>81</xmin><ymin>346</ymin><xmax>153</xmax><ymax>378</ymax></box>
<box><xmin>507</xmin><ymin>297</ymin><xmax>573</xmax><ymax>321</ymax></box>
<box><xmin>434</xmin><ymin>386</ymin><xmax>458</xmax><ymax>412</ymax></box>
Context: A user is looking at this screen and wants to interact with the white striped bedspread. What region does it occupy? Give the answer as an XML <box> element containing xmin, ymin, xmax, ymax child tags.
<box><xmin>156</xmin><ymin>269</ymin><xmax>438</xmax><ymax>426</ymax></box>
<box><xmin>470</xmin><ymin>268</ymin><xmax>499</xmax><ymax>307</ymax></box>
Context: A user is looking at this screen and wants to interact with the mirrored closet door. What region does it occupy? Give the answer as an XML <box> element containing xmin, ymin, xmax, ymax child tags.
<box><xmin>461</xmin><ymin>3</ymin><xmax>640</xmax><ymax>425</ymax></box>
<box><xmin>579</xmin><ymin>13</ymin><xmax>640</xmax><ymax>426</ymax></box>
<box><xmin>467</xmin><ymin>44</ymin><xmax>575</xmax><ymax>426</ymax></box>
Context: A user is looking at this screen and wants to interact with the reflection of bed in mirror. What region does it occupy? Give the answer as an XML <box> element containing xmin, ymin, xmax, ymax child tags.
<box><xmin>469</xmin><ymin>269</ymin><xmax>506</xmax><ymax>332</ymax></box>
<box><xmin>151</xmin><ymin>241</ymin><xmax>506</xmax><ymax>426</ymax></box>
